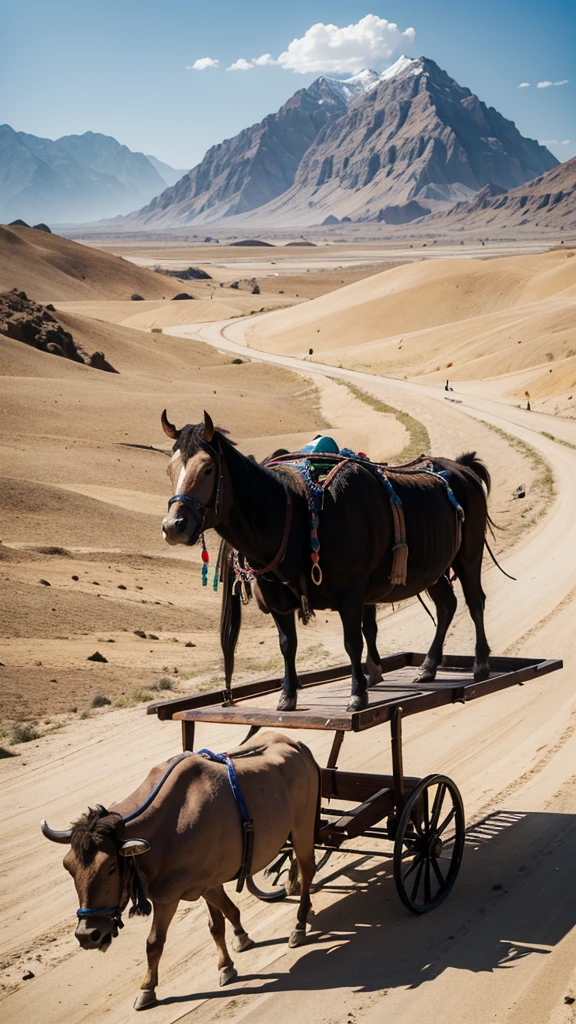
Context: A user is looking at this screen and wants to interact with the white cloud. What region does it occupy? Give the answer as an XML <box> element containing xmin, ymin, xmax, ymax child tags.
<box><xmin>188</xmin><ymin>57</ymin><xmax>219</xmax><ymax>70</ymax></box>
<box><xmin>252</xmin><ymin>53</ymin><xmax>277</xmax><ymax>67</ymax></box>
<box><xmin>277</xmin><ymin>15</ymin><xmax>415</xmax><ymax>74</ymax></box>
<box><xmin>540</xmin><ymin>139</ymin><xmax>558</xmax><ymax>144</ymax></box>
<box><xmin>555</xmin><ymin>80</ymin><xmax>569</xmax><ymax>86</ymax></box>
<box><xmin>537</xmin><ymin>79</ymin><xmax>569</xmax><ymax>88</ymax></box>
<box><xmin>518</xmin><ymin>82</ymin><xmax>530</xmax><ymax>88</ymax></box>
<box><xmin>561</xmin><ymin>139</ymin><xmax>571</xmax><ymax>144</ymax></box>
<box><xmin>226</xmin><ymin>58</ymin><xmax>253</xmax><ymax>71</ymax></box>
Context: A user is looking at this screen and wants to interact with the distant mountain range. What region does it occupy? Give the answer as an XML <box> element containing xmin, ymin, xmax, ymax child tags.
<box><xmin>428</xmin><ymin>156</ymin><xmax>576</xmax><ymax>231</ymax></box>
<box><xmin>0</xmin><ymin>126</ymin><xmax>188</xmax><ymax>224</ymax></box>
<box><xmin>120</xmin><ymin>56</ymin><xmax>558</xmax><ymax>229</ymax></box>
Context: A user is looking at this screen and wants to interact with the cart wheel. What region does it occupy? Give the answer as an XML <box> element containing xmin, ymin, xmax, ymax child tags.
<box><xmin>393</xmin><ymin>773</ymin><xmax>465</xmax><ymax>914</ymax></box>
<box><xmin>247</xmin><ymin>848</ymin><xmax>334</xmax><ymax>902</ymax></box>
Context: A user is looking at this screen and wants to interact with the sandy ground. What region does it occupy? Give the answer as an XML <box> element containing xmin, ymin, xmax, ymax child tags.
<box><xmin>2</xmin><ymin>241</ymin><xmax>576</xmax><ymax>1024</ymax></box>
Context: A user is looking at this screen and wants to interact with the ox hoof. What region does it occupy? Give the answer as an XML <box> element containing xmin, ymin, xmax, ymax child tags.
<box><xmin>288</xmin><ymin>927</ymin><xmax>307</xmax><ymax>948</ymax></box>
<box><xmin>233</xmin><ymin>931</ymin><xmax>254</xmax><ymax>953</ymax></box>
<box><xmin>219</xmin><ymin>965</ymin><xmax>238</xmax><ymax>987</ymax></box>
<box><xmin>277</xmin><ymin>694</ymin><xmax>297</xmax><ymax>712</ymax></box>
<box><xmin>134</xmin><ymin>990</ymin><xmax>157</xmax><ymax>1011</ymax></box>
<box><xmin>346</xmin><ymin>693</ymin><xmax>368</xmax><ymax>712</ymax></box>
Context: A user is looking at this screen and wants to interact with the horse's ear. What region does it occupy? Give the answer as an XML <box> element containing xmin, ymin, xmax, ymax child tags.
<box><xmin>203</xmin><ymin>410</ymin><xmax>215</xmax><ymax>443</ymax></box>
<box><xmin>161</xmin><ymin>409</ymin><xmax>180</xmax><ymax>440</ymax></box>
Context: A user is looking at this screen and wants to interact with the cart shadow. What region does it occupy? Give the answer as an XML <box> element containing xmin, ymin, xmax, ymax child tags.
<box><xmin>158</xmin><ymin>808</ymin><xmax>576</xmax><ymax>1005</ymax></box>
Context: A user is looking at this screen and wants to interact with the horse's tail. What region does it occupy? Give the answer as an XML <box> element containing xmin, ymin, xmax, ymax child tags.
<box><xmin>456</xmin><ymin>452</ymin><xmax>516</xmax><ymax>580</ymax></box>
<box><xmin>220</xmin><ymin>541</ymin><xmax>242</xmax><ymax>697</ymax></box>
<box><xmin>455</xmin><ymin>450</ymin><xmax>491</xmax><ymax>495</ymax></box>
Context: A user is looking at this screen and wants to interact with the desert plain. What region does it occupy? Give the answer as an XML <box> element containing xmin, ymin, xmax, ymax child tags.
<box><xmin>2</xmin><ymin>224</ymin><xmax>576</xmax><ymax>1024</ymax></box>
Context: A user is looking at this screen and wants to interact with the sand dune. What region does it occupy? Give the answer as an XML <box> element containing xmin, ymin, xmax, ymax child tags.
<box><xmin>0</xmin><ymin>225</ymin><xmax>183</xmax><ymax>301</ymax></box>
<box><xmin>246</xmin><ymin>249</ymin><xmax>576</xmax><ymax>411</ymax></box>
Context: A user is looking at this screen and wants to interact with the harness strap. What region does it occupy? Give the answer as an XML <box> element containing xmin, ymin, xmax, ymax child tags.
<box><xmin>377</xmin><ymin>471</ymin><xmax>409</xmax><ymax>586</ymax></box>
<box><xmin>232</xmin><ymin>494</ymin><xmax>292</xmax><ymax>593</ymax></box>
<box><xmin>198</xmin><ymin>749</ymin><xmax>254</xmax><ymax>893</ymax></box>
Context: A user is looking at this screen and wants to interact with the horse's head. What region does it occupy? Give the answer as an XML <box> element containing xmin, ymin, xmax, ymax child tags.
<box><xmin>161</xmin><ymin>410</ymin><xmax>223</xmax><ymax>546</ymax></box>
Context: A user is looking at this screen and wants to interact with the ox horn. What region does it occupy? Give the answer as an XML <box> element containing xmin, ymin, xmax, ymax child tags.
<box><xmin>41</xmin><ymin>819</ymin><xmax>72</xmax><ymax>844</ymax></box>
<box><xmin>119</xmin><ymin>839</ymin><xmax>151</xmax><ymax>857</ymax></box>
<box><xmin>203</xmin><ymin>410</ymin><xmax>215</xmax><ymax>443</ymax></box>
<box><xmin>161</xmin><ymin>409</ymin><xmax>181</xmax><ymax>440</ymax></box>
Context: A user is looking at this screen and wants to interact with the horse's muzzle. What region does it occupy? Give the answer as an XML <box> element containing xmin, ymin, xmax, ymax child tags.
<box><xmin>162</xmin><ymin>510</ymin><xmax>200</xmax><ymax>546</ymax></box>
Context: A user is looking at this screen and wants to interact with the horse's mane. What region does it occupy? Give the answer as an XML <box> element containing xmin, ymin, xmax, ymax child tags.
<box><xmin>70</xmin><ymin>805</ymin><xmax>122</xmax><ymax>865</ymax></box>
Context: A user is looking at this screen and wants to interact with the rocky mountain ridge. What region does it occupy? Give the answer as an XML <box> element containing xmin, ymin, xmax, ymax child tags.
<box><xmin>121</xmin><ymin>56</ymin><xmax>557</xmax><ymax>229</ymax></box>
<box><xmin>0</xmin><ymin>126</ymin><xmax>185</xmax><ymax>224</ymax></box>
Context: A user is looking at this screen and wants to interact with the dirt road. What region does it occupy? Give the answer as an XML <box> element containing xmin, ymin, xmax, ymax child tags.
<box><xmin>2</xmin><ymin>313</ymin><xmax>576</xmax><ymax>1023</ymax></box>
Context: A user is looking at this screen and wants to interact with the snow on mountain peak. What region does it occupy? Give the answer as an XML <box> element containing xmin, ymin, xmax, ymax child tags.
<box><xmin>378</xmin><ymin>55</ymin><xmax>423</xmax><ymax>82</ymax></box>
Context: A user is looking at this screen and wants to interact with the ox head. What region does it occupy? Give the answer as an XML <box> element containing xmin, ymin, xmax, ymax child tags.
<box><xmin>161</xmin><ymin>409</ymin><xmax>222</xmax><ymax>546</ymax></box>
<box><xmin>41</xmin><ymin>808</ymin><xmax>150</xmax><ymax>952</ymax></box>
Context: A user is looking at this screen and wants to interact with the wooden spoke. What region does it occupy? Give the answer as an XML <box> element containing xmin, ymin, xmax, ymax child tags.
<box><xmin>394</xmin><ymin>774</ymin><xmax>465</xmax><ymax>914</ymax></box>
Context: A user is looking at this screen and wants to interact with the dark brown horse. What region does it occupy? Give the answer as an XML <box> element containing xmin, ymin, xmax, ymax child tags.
<box><xmin>161</xmin><ymin>410</ymin><xmax>492</xmax><ymax>712</ymax></box>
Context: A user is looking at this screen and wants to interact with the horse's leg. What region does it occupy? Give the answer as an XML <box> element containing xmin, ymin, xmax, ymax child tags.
<box><xmin>134</xmin><ymin>899</ymin><xmax>179</xmax><ymax>1010</ymax></box>
<box><xmin>205</xmin><ymin>884</ymin><xmax>254</xmax><ymax>955</ymax></box>
<box><xmin>362</xmin><ymin>604</ymin><xmax>383</xmax><ymax>686</ymax></box>
<box><xmin>340</xmin><ymin>595</ymin><xmax>368</xmax><ymax>712</ymax></box>
<box><xmin>204</xmin><ymin>890</ymin><xmax>239</xmax><ymax>987</ymax></box>
<box><xmin>453</xmin><ymin>552</ymin><xmax>490</xmax><ymax>682</ymax></box>
<box><xmin>273</xmin><ymin>610</ymin><xmax>299</xmax><ymax>712</ymax></box>
<box><xmin>414</xmin><ymin>575</ymin><xmax>458</xmax><ymax>682</ymax></box>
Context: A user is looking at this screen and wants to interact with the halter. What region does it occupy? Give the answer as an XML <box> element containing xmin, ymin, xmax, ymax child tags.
<box><xmin>75</xmin><ymin>752</ymin><xmax>192</xmax><ymax>926</ymax></box>
<box><xmin>166</xmin><ymin>439</ymin><xmax>222</xmax><ymax>522</ymax></box>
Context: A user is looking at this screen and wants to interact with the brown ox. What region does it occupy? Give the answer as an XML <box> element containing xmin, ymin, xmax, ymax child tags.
<box><xmin>41</xmin><ymin>732</ymin><xmax>319</xmax><ymax>1010</ymax></box>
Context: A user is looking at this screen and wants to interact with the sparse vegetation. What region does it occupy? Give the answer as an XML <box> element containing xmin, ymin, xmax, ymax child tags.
<box><xmin>344</xmin><ymin>382</ymin><xmax>431</xmax><ymax>463</ymax></box>
<box><xmin>11</xmin><ymin>722</ymin><xmax>40</xmax><ymax>744</ymax></box>
<box><xmin>148</xmin><ymin>678</ymin><xmax>174</xmax><ymax>691</ymax></box>
<box><xmin>541</xmin><ymin>431</ymin><xmax>576</xmax><ymax>452</ymax></box>
<box><xmin>151</xmin><ymin>328</ymin><xmax>163</xmax><ymax>334</ymax></box>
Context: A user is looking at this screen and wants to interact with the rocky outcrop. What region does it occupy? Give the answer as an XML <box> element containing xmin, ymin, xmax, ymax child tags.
<box><xmin>154</xmin><ymin>265</ymin><xmax>212</xmax><ymax>280</ymax></box>
<box><xmin>0</xmin><ymin>290</ymin><xmax>117</xmax><ymax>371</ymax></box>
<box><xmin>376</xmin><ymin>200</ymin><xmax>431</xmax><ymax>223</ymax></box>
<box><xmin>428</xmin><ymin>156</ymin><xmax>576</xmax><ymax>230</ymax></box>
<box><xmin>220</xmin><ymin>278</ymin><xmax>260</xmax><ymax>294</ymax></box>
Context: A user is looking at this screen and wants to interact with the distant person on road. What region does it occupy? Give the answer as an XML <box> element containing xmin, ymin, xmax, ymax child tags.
<box><xmin>525</xmin><ymin>390</ymin><xmax>531</xmax><ymax>411</ymax></box>
<box><xmin>445</xmin><ymin>379</ymin><xmax>453</xmax><ymax>392</ymax></box>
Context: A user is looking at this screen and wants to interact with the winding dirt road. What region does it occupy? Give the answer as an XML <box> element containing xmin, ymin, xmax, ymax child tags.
<box><xmin>3</xmin><ymin>313</ymin><xmax>576</xmax><ymax>1024</ymax></box>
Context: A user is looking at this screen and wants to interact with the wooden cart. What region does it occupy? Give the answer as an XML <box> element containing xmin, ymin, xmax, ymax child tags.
<box><xmin>148</xmin><ymin>652</ymin><xmax>562</xmax><ymax>914</ymax></box>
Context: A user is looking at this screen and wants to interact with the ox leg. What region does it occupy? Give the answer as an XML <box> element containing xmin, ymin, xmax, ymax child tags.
<box><xmin>204</xmin><ymin>886</ymin><xmax>252</xmax><ymax>987</ymax></box>
<box><xmin>134</xmin><ymin>899</ymin><xmax>178</xmax><ymax>1011</ymax></box>
<box><xmin>340</xmin><ymin>596</ymin><xmax>368</xmax><ymax>712</ymax></box>
<box><xmin>414</xmin><ymin>575</ymin><xmax>458</xmax><ymax>682</ymax></box>
<box><xmin>288</xmin><ymin>784</ymin><xmax>318</xmax><ymax>947</ymax></box>
<box><xmin>454</xmin><ymin>557</ymin><xmax>490</xmax><ymax>681</ymax></box>
<box><xmin>362</xmin><ymin>604</ymin><xmax>383</xmax><ymax>686</ymax></box>
<box><xmin>205</xmin><ymin>884</ymin><xmax>254</xmax><ymax>954</ymax></box>
<box><xmin>273</xmin><ymin>610</ymin><xmax>299</xmax><ymax>712</ymax></box>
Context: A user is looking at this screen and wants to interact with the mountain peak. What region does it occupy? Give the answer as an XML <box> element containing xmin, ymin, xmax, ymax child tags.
<box><xmin>378</xmin><ymin>55</ymin><xmax>424</xmax><ymax>82</ymax></box>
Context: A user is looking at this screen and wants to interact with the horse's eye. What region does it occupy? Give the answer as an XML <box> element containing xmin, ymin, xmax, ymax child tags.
<box><xmin>108</xmin><ymin>865</ymin><xmax>116</xmax><ymax>876</ymax></box>
<box><xmin>205</xmin><ymin>466</ymin><xmax>214</xmax><ymax>476</ymax></box>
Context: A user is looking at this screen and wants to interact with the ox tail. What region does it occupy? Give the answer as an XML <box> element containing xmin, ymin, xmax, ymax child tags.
<box><xmin>220</xmin><ymin>541</ymin><xmax>242</xmax><ymax>698</ymax></box>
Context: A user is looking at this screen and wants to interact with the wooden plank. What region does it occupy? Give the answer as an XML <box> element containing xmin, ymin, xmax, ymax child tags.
<box><xmin>150</xmin><ymin>654</ymin><xmax>563</xmax><ymax>733</ymax></box>
<box><xmin>321</xmin><ymin>768</ymin><xmax>420</xmax><ymax>802</ymax></box>
<box><xmin>148</xmin><ymin>652</ymin><xmax>415</xmax><ymax>720</ymax></box>
<box><xmin>319</xmin><ymin>787</ymin><xmax>395</xmax><ymax>843</ymax></box>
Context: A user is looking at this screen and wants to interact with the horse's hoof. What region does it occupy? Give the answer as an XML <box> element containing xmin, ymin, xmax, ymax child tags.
<box><xmin>277</xmin><ymin>694</ymin><xmax>297</xmax><ymax>712</ymax></box>
<box><xmin>366</xmin><ymin>669</ymin><xmax>383</xmax><ymax>688</ymax></box>
<box><xmin>474</xmin><ymin>665</ymin><xmax>490</xmax><ymax>682</ymax></box>
<box><xmin>219</xmin><ymin>965</ymin><xmax>238</xmax><ymax>987</ymax></box>
<box><xmin>346</xmin><ymin>693</ymin><xmax>368</xmax><ymax>712</ymax></box>
<box><xmin>414</xmin><ymin>668</ymin><xmax>437</xmax><ymax>684</ymax></box>
<box><xmin>233</xmin><ymin>931</ymin><xmax>254</xmax><ymax>952</ymax></box>
<box><xmin>134</xmin><ymin>990</ymin><xmax>157</xmax><ymax>1011</ymax></box>
<box><xmin>288</xmin><ymin>927</ymin><xmax>307</xmax><ymax>948</ymax></box>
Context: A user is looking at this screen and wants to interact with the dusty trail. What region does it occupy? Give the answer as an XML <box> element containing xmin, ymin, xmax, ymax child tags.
<box><xmin>2</xmin><ymin>313</ymin><xmax>576</xmax><ymax>1023</ymax></box>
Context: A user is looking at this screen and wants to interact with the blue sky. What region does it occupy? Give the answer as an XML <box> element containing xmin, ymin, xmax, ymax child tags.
<box><xmin>2</xmin><ymin>1</ymin><xmax>574</xmax><ymax>168</ymax></box>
